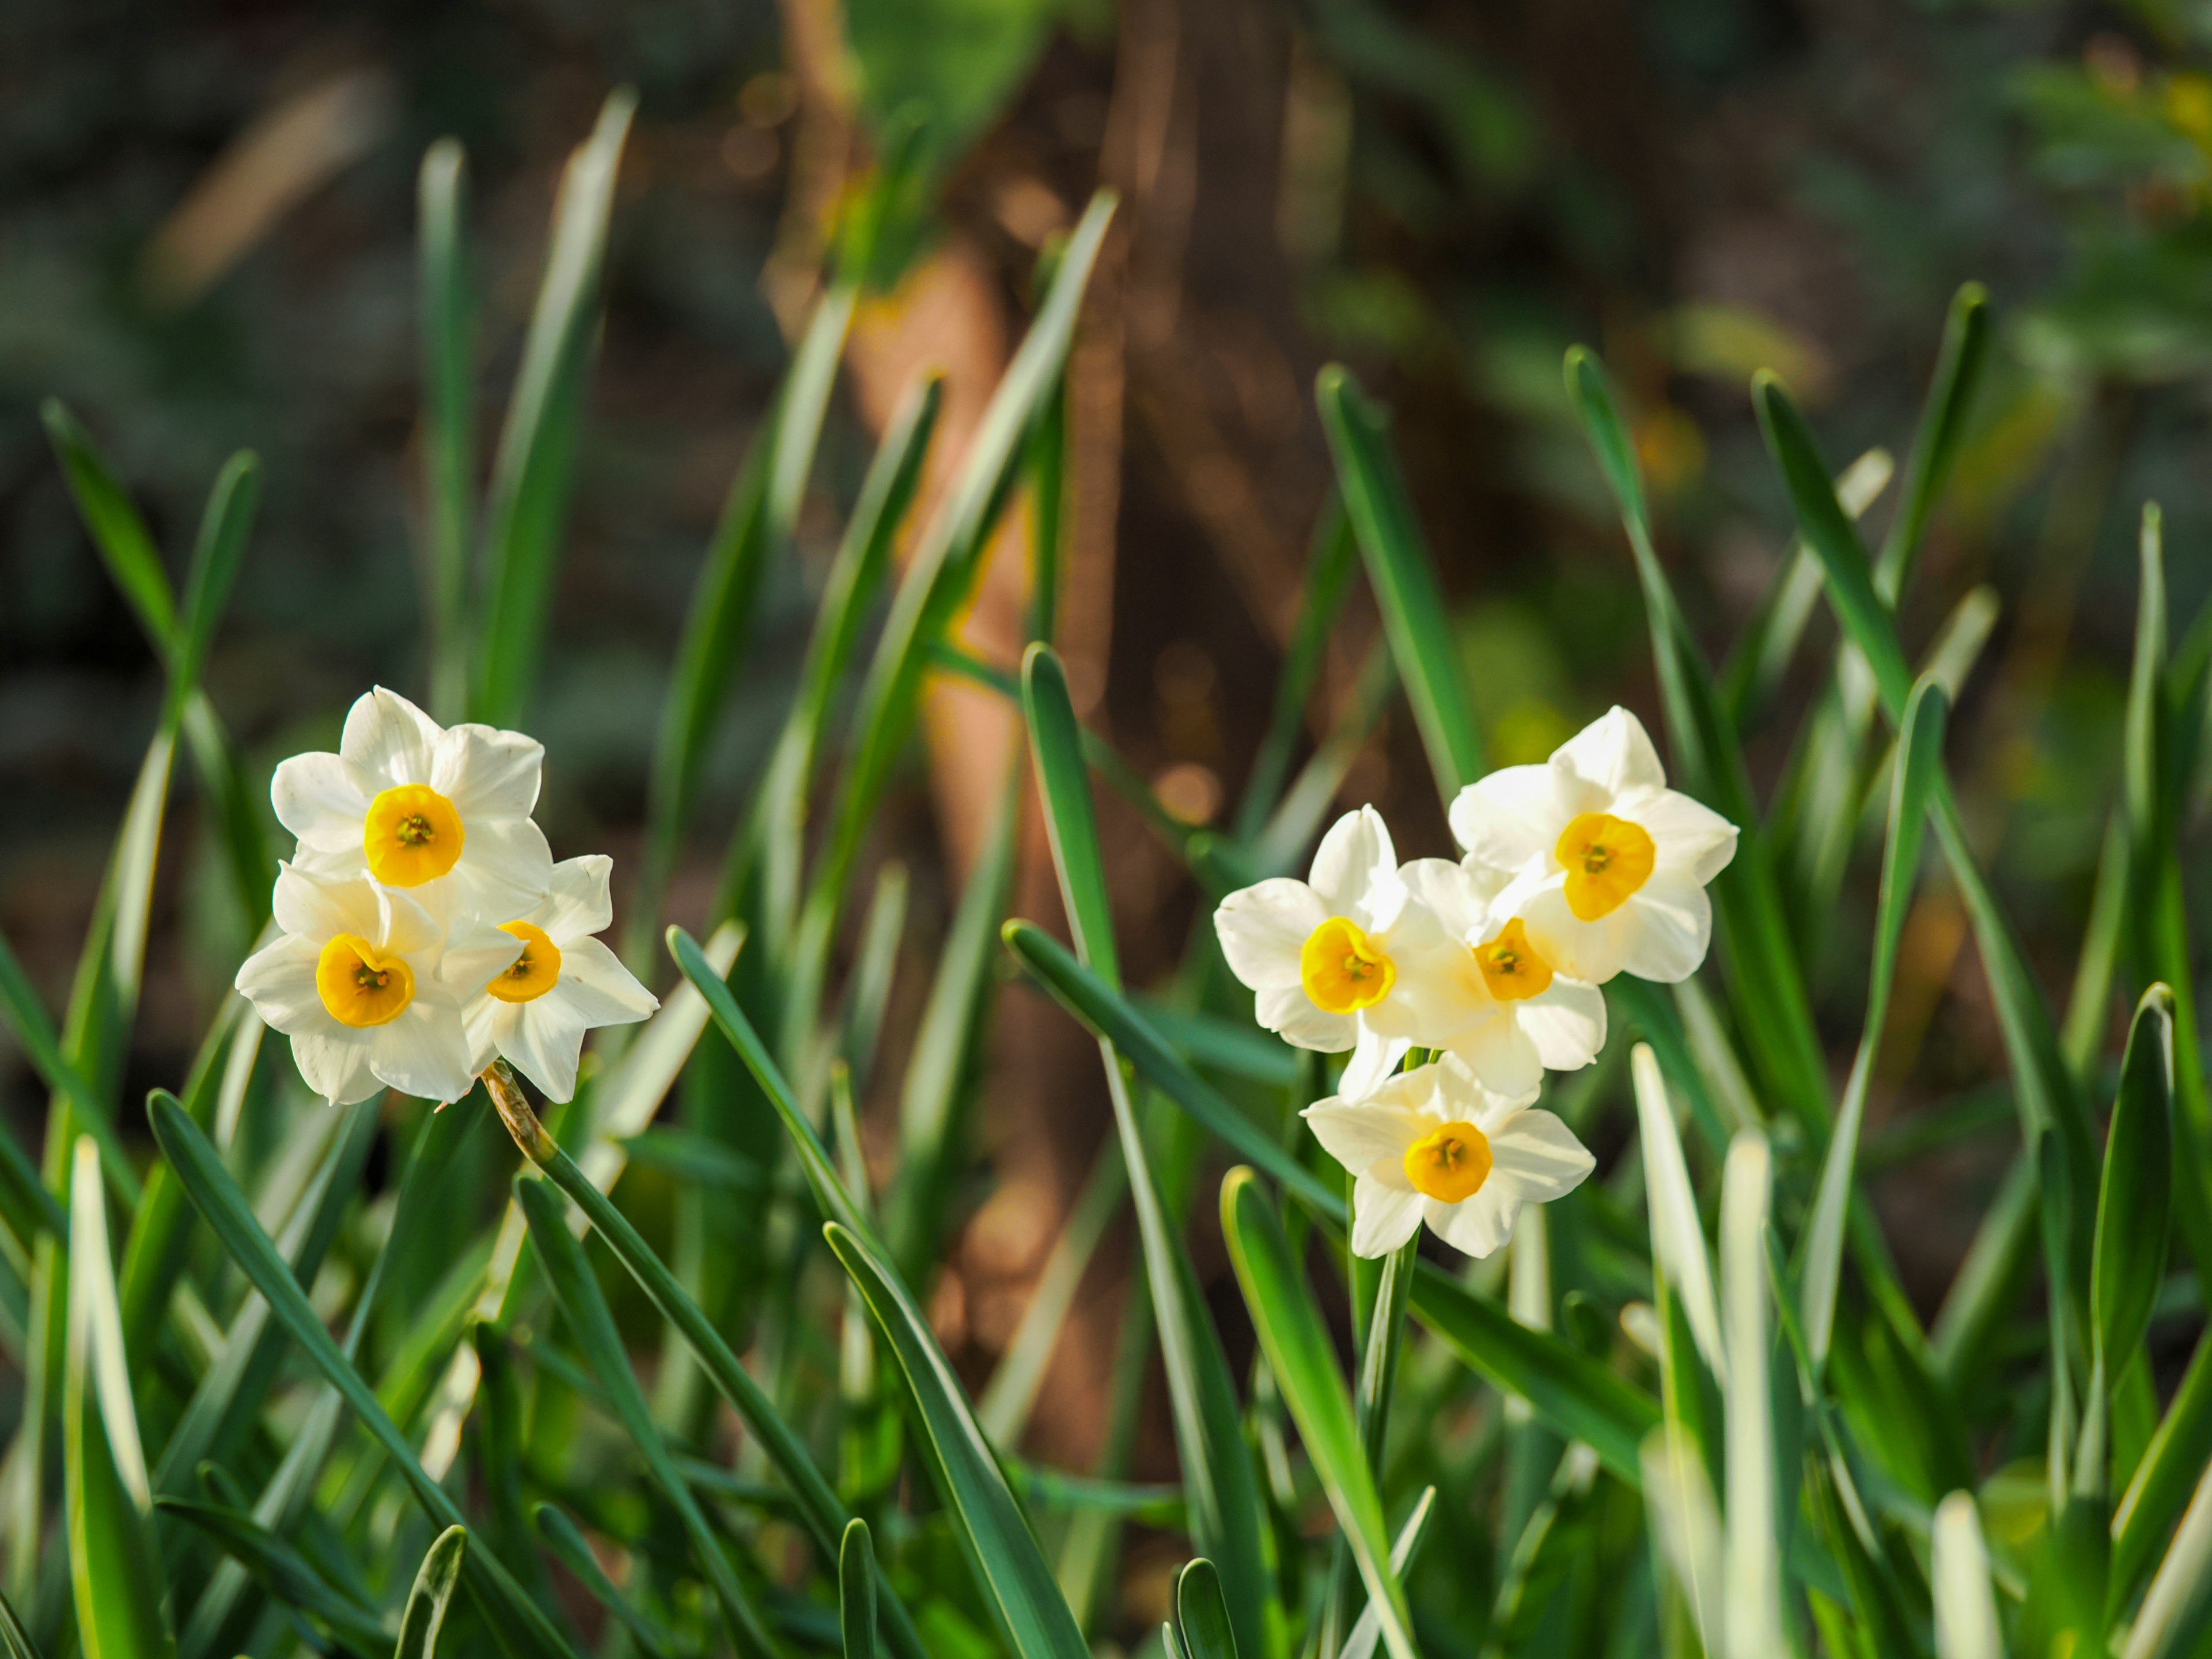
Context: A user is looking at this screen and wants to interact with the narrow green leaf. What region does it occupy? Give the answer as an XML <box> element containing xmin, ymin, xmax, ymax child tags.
<box><xmin>1631</xmin><ymin>1043</ymin><xmax>1725</xmax><ymax>1380</ymax></box>
<box><xmin>43</xmin><ymin>400</ymin><xmax>178</xmax><ymax>648</ymax></box>
<box><xmin>0</xmin><ymin>1584</ymin><xmax>40</xmax><ymax>1659</ymax></box>
<box><xmin>1219</xmin><ymin>1168</ymin><xmax>1416</xmax><ymax>1659</ymax></box>
<box><xmin>2124</xmin><ymin>1456</ymin><xmax>2212</xmax><ymax>1659</ymax></box>
<box><xmin>1720</xmin><ymin>1131</ymin><xmax>1782</xmax><ymax>1658</ymax></box>
<box><xmin>841</xmin><ymin>1518</ymin><xmax>878</xmax><ymax>1659</ymax></box>
<box><xmin>2094</xmin><ymin>987</ymin><xmax>2175</xmax><ymax>1381</ymax></box>
<box><xmin>516</xmin><ymin>1131</ymin><xmax>934</xmax><ymax>1659</ymax></box>
<box><xmin>473</xmin><ymin>89</ymin><xmax>635</xmax><ymax>727</ymax></box>
<box><xmin>1175</xmin><ymin>1559</ymin><xmax>1238</xmax><ymax>1659</ymax></box>
<box><xmin>999</xmin><ymin>921</ymin><xmax>1342</xmax><ymax>1215</ymax></box>
<box><xmin>154</xmin><ymin>1498</ymin><xmax>386</xmax><ymax>1654</ymax></box>
<box><xmin>1801</xmin><ymin>679</ymin><xmax>1948</xmax><ymax>1368</ymax></box>
<box><xmin>1022</xmin><ymin>645</ymin><xmax>1120</xmax><ymax>984</ymax></box>
<box><xmin>639</xmin><ymin>278</ymin><xmax>859</xmax><ymax>949</ymax></box>
<box><xmin>1341</xmin><ymin>1487</ymin><xmax>1437</xmax><ymax>1659</ymax></box>
<box><xmin>1932</xmin><ymin>1493</ymin><xmax>2002</xmax><ymax>1659</ymax></box>
<box><xmin>145</xmin><ymin>1092</ymin><xmax>580</xmax><ymax>1659</ymax></box>
<box><xmin>515</xmin><ymin>1175</ymin><xmax>780</xmax><ymax>1658</ymax></box>
<box><xmin>1022</xmin><ymin>643</ymin><xmax>1272</xmax><ymax>1659</ymax></box>
<box><xmin>806</xmin><ymin>194</ymin><xmax>1114</xmax><ymax>938</ymax></box>
<box><xmin>168</xmin><ymin>453</ymin><xmax>258</xmax><ymax>724</ymax></box>
<box><xmin>395</xmin><ymin>1527</ymin><xmax>468</xmax><ymax>1659</ymax></box>
<box><xmin>1316</xmin><ymin>366</ymin><xmax>1483</xmax><ymax>794</ymax></box>
<box><xmin>531</xmin><ymin>1507</ymin><xmax>671</xmax><ymax>1659</ymax></box>
<box><xmin>65</xmin><ymin>1140</ymin><xmax>172</xmax><ymax>1659</ymax></box>
<box><xmin>1875</xmin><ymin>283</ymin><xmax>1991</xmax><ymax>596</ymax></box>
<box><xmin>2115</xmin><ymin>1328</ymin><xmax>2212</xmax><ymax>1605</ymax></box>
<box><xmin>1563</xmin><ymin>347</ymin><xmax>1830</xmax><ymax>1135</ymax></box>
<box><xmin>419</xmin><ymin>138</ymin><xmax>475</xmax><ymax>722</ymax></box>
<box><xmin>824</xmin><ymin>1221</ymin><xmax>1090</xmax><ymax>1659</ymax></box>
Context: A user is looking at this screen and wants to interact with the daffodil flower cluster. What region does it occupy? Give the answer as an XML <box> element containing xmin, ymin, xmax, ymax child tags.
<box><xmin>234</xmin><ymin>688</ymin><xmax>657</xmax><ymax>1106</ymax></box>
<box><xmin>1215</xmin><ymin>707</ymin><xmax>1738</xmax><ymax>1257</ymax></box>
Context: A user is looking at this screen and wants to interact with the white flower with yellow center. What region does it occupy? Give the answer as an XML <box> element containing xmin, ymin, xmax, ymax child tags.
<box><xmin>1449</xmin><ymin>706</ymin><xmax>1738</xmax><ymax>985</ymax></box>
<box><xmin>1213</xmin><ymin>808</ymin><xmax>1447</xmax><ymax>1094</ymax></box>
<box><xmin>463</xmin><ymin>855</ymin><xmax>657</xmax><ymax>1102</ymax></box>
<box><xmin>271</xmin><ymin>687</ymin><xmax>553</xmax><ymax>918</ymax></box>
<box><xmin>234</xmin><ymin>863</ymin><xmax>522</xmax><ymax>1105</ymax></box>
<box><xmin>1387</xmin><ymin>858</ymin><xmax>1607</xmax><ymax>1093</ymax></box>
<box><xmin>1303</xmin><ymin>1053</ymin><xmax>1595</xmax><ymax>1259</ymax></box>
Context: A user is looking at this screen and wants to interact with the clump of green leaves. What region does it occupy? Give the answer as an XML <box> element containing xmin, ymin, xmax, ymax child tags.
<box><xmin>3</xmin><ymin>94</ymin><xmax>2209</xmax><ymax>1659</ymax></box>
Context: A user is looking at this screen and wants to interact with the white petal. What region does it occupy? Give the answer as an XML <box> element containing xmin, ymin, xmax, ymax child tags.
<box><xmin>1435</xmin><ymin>1007</ymin><xmax>1543</xmax><ymax>1097</ymax></box>
<box><xmin>270</xmin><ymin>752</ymin><xmax>370</xmax><ymax>853</ymax></box>
<box><xmin>552</xmin><ymin>936</ymin><xmax>658</xmax><ymax>1026</ymax></box>
<box><xmin>271</xmin><ymin>862</ymin><xmax>378</xmax><ymax>944</ymax></box>
<box><xmin>463</xmin><ymin>995</ymin><xmax>503</xmax><ymax>1077</ymax></box>
<box><xmin>540</xmin><ymin>855</ymin><xmax>616</xmax><ymax>941</ymax></box>
<box><xmin>368</xmin><ymin>1004</ymin><xmax>478</xmax><ymax>1103</ymax></box>
<box><xmin>1619</xmin><ymin>878</ymin><xmax>1713</xmax><ymax>983</ymax></box>
<box><xmin>234</xmin><ymin>934</ymin><xmax>331</xmax><ymax>1034</ymax></box>
<box><xmin>501</xmin><ymin>995</ymin><xmax>592</xmax><ymax>1103</ymax></box>
<box><xmin>341</xmin><ymin>687</ymin><xmax>444</xmax><ymax>787</ymax></box>
<box><xmin>1429</xmin><ymin>1051</ymin><xmax>1540</xmax><ymax>1128</ymax></box>
<box><xmin>1397</xmin><ymin>858</ymin><xmax>1502</xmax><ymax>941</ymax></box>
<box><xmin>1487</xmin><ymin>1108</ymin><xmax>1597</xmax><ymax>1203</ymax></box>
<box><xmin>1255</xmin><ymin>983</ymin><xmax>1356</xmax><ymax>1051</ymax></box>
<box><xmin>457</xmin><ymin>817</ymin><xmax>555</xmax><ymax>918</ymax></box>
<box><xmin>1351</xmin><ymin>1178</ymin><xmax>1424</xmax><ymax>1258</ymax></box>
<box><xmin>1626</xmin><ymin>787</ymin><xmax>1740</xmax><ymax>883</ymax></box>
<box><xmin>1338</xmin><ymin>1029</ymin><xmax>1410</xmax><ymax>1100</ymax></box>
<box><xmin>376</xmin><ymin>885</ymin><xmax>444</xmax><ymax>959</ymax></box>
<box><xmin>1429</xmin><ymin>1184</ymin><xmax>1519</xmax><ymax>1259</ymax></box>
<box><xmin>1365</xmin><ymin>931</ymin><xmax>1484</xmax><ymax>1048</ymax></box>
<box><xmin>1517</xmin><ymin>978</ymin><xmax>1607</xmax><ymax>1071</ymax></box>
<box><xmin>1308</xmin><ymin>807</ymin><xmax>1398</xmax><ymax>923</ymax></box>
<box><xmin>1215</xmin><ymin>880</ymin><xmax>1327</xmax><ymax>991</ymax></box>
<box><xmin>431</xmin><ymin>723</ymin><xmax>544</xmax><ymax>820</ymax></box>
<box><xmin>1446</xmin><ymin>766</ymin><xmax>1558</xmax><ymax>876</ymax></box>
<box><xmin>1553</xmin><ymin>706</ymin><xmax>1665</xmax><ymax>799</ymax></box>
<box><xmin>437</xmin><ymin>922</ymin><xmax>527</xmax><ymax>995</ymax></box>
<box><xmin>290</xmin><ymin>1029</ymin><xmax>381</xmax><ymax>1105</ymax></box>
<box><xmin>1302</xmin><ymin>1099</ymin><xmax>1422</xmax><ymax>1173</ymax></box>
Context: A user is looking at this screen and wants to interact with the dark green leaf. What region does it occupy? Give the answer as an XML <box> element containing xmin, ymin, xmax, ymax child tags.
<box><xmin>396</xmin><ymin>1527</ymin><xmax>468</xmax><ymax>1659</ymax></box>
<box><xmin>2094</xmin><ymin>986</ymin><xmax>2175</xmax><ymax>1380</ymax></box>
<box><xmin>155</xmin><ymin>1498</ymin><xmax>386</xmax><ymax>1654</ymax></box>
<box><xmin>841</xmin><ymin>1518</ymin><xmax>877</xmax><ymax>1659</ymax></box>
<box><xmin>1175</xmin><ymin>1559</ymin><xmax>1238</xmax><ymax>1659</ymax></box>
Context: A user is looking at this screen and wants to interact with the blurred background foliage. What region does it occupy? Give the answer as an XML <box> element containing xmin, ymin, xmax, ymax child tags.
<box><xmin>9</xmin><ymin>0</ymin><xmax>2212</xmax><ymax>1588</ymax></box>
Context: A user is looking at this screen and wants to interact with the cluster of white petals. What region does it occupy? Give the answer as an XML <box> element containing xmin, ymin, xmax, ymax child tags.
<box><xmin>236</xmin><ymin>688</ymin><xmax>657</xmax><ymax>1105</ymax></box>
<box><xmin>1215</xmin><ymin>706</ymin><xmax>1737</xmax><ymax>1257</ymax></box>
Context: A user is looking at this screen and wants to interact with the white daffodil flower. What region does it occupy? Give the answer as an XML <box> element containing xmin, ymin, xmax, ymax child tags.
<box><xmin>463</xmin><ymin>855</ymin><xmax>658</xmax><ymax>1102</ymax></box>
<box><xmin>1448</xmin><ymin>706</ymin><xmax>1737</xmax><ymax>985</ymax></box>
<box><xmin>234</xmin><ymin>862</ymin><xmax>521</xmax><ymax>1105</ymax></box>
<box><xmin>1302</xmin><ymin>1053</ymin><xmax>1595</xmax><ymax>1259</ymax></box>
<box><xmin>1213</xmin><ymin>806</ymin><xmax>1446</xmax><ymax>1095</ymax></box>
<box><xmin>1388</xmin><ymin>858</ymin><xmax>1607</xmax><ymax>1093</ymax></box>
<box><xmin>272</xmin><ymin>686</ymin><xmax>554</xmax><ymax>918</ymax></box>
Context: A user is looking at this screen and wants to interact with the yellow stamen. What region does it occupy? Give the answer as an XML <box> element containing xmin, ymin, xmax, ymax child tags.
<box><xmin>1475</xmin><ymin>918</ymin><xmax>1554</xmax><ymax>1001</ymax></box>
<box><xmin>363</xmin><ymin>783</ymin><xmax>465</xmax><ymax>887</ymax></box>
<box><xmin>315</xmin><ymin>934</ymin><xmax>414</xmax><ymax>1028</ymax></box>
<box><xmin>1403</xmin><ymin>1120</ymin><xmax>1493</xmax><ymax>1203</ymax></box>
<box><xmin>1555</xmin><ymin>812</ymin><xmax>1656</xmax><ymax>921</ymax></box>
<box><xmin>485</xmin><ymin>921</ymin><xmax>562</xmax><ymax>1004</ymax></box>
<box><xmin>1299</xmin><ymin>916</ymin><xmax>1395</xmax><ymax>1013</ymax></box>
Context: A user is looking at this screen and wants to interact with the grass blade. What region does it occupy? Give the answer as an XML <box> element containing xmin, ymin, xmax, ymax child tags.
<box><xmin>1719</xmin><ymin>1131</ymin><xmax>1781</xmax><ymax>1659</ymax></box>
<box><xmin>999</xmin><ymin>921</ymin><xmax>1341</xmax><ymax>1215</ymax></box>
<box><xmin>396</xmin><ymin>1527</ymin><xmax>467</xmax><ymax>1659</ymax></box>
<box><xmin>155</xmin><ymin>1498</ymin><xmax>385</xmax><ymax>1654</ymax></box>
<box><xmin>2091</xmin><ymin>986</ymin><xmax>2175</xmax><ymax>1495</ymax></box>
<box><xmin>1316</xmin><ymin>367</ymin><xmax>1484</xmax><ymax>794</ymax></box>
<box><xmin>473</xmin><ymin>89</ymin><xmax>635</xmax><ymax>726</ymax></box>
<box><xmin>2123</xmin><ymin>1456</ymin><xmax>2212</xmax><ymax>1659</ymax></box>
<box><xmin>824</xmin><ymin>1221</ymin><xmax>1090</xmax><ymax>1659</ymax></box>
<box><xmin>145</xmin><ymin>1092</ymin><xmax>579</xmax><ymax>1659</ymax></box>
<box><xmin>1933</xmin><ymin>1493</ymin><xmax>2002</xmax><ymax>1659</ymax></box>
<box><xmin>1631</xmin><ymin>1043</ymin><xmax>1725</xmax><ymax>1381</ymax></box>
<box><xmin>1220</xmin><ymin>1168</ymin><xmax>1418</xmax><ymax>1659</ymax></box>
<box><xmin>65</xmin><ymin>1140</ymin><xmax>172</xmax><ymax>1659</ymax></box>
<box><xmin>841</xmin><ymin>1519</ymin><xmax>877</xmax><ymax>1659</ymax></box>
<box><xmin>514</xmin><ymin>1173</ymin><xmax>781</xmax><ymax>1658</ymax></box>
<box><xmin>1801</xmin><ymin>679</ymin><xmax>1948</xmax><ymax>1369</ymax></box>
<box><xmin>1876</xmin><ymin>283</ymin><xmax>1991</xmax><ymax>596</ymax></box>
<box><xmin>531</xmin><ymin>1507</ymin><xmax>671</xmax><ymax>1659</ymax></box>
<box><xmin>1563</xmin><ymin>347</ymin><xmax>1830</xmax><ymax>1135</ymax></box>
<box><xmin>1176</xmin><ymin>1559</ymin><xmax>1238</xmax><ymax>1659</ymax></box>
<box><xmin>1022</xmin><ymin>643</ymin><xmax>1274</xmax><ymax>1659</ymax></box>
<box><xmin>42</xmin><ymin>400</ymin><xmax>177</xmax><ymax>646</ymax></box>
<box><xmin>419</xmin><ymin>138</ymin><xmax>475</xmax><ymax>722</ymax></box>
